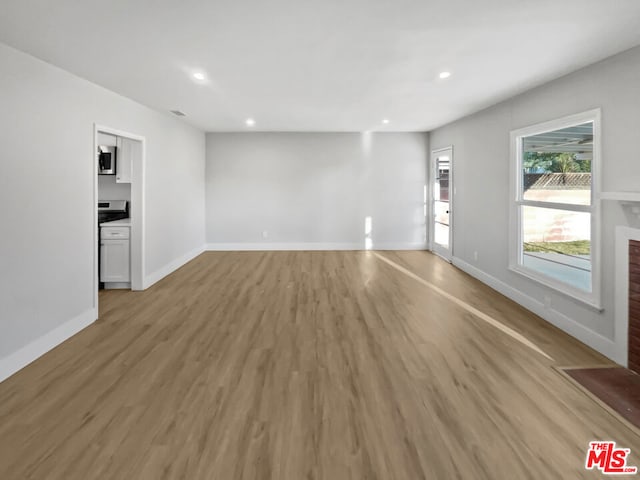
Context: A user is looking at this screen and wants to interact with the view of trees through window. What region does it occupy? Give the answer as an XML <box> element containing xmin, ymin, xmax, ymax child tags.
<box><xmin>523</xmin><ymin>151</ymin><xmax>591</xmax><ymax>174</ymax></box>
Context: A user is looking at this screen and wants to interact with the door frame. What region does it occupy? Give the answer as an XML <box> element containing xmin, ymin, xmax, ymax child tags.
<box><xmin>93</xmin><ymin>124</ymin><xmax>146</xmax><ymax>313</ymax></box>
<box><xmin>429</xmin><ymin>146</ymin><xmax>454</xmax><ymax>262</ymax></box>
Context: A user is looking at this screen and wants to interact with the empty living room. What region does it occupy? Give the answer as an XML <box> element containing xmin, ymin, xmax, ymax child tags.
<box><xmin>2</xmin><ymin>1</ymin><xmax>640</xmax><ymax>478</ymax></box>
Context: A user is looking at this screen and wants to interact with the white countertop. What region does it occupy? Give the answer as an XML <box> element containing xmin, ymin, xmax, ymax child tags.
<box><xmin>100</xmin><ymin>218</ymin><xmax>131</xmax><ymax>227</ymax></box>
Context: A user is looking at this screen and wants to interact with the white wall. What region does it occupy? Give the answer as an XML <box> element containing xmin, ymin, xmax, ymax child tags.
<box><xmin>205</xmin><ymin>133</ymin><xmax>428</xmax><ymax>250</ymax></box>
<box><xmin>0</xmin><ymin>42</ymin><xmax>205</xmax><ymax>376</ymax></box>
<box><xmin>429</xmin><ymin>45</ymin><xmax>640</xmax><ymax>363</ymax></box>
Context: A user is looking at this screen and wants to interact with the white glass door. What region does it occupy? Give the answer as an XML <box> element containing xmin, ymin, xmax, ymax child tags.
<box><xmin>431</xmin><ymin>147</ymin><xmax>453</xmax><ymax>261</ymax></box>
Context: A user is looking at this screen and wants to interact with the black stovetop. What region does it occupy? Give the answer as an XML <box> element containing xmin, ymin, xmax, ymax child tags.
<box><xmin>98</xmin><ymin>211</ymin><xmax>129</xmax><ymax>225</ymax></box>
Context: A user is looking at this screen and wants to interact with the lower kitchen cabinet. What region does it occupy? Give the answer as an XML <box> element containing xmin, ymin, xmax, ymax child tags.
<box><xmin>100</xmin><ymin>227</ymin><xmax>130</xmax><ymax>283</ymax></box>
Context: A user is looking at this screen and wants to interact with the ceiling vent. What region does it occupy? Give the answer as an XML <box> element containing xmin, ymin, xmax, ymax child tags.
<box><xmin>170</xmin><ymin>110</ymin><xmax>186</xmax><ymax>117</ymax></box>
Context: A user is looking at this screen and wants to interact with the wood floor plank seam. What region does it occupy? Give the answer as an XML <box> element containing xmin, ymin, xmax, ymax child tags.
<box><xmin>373</xmin><ymin>251</ymin><xmax>554</xmax><ymax>361</ymax></box>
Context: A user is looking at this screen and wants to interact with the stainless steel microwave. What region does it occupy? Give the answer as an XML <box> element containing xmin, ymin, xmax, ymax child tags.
<box><xmin>98</xmin><ymin>145</ymin><xmax>117</xmax><ymax>175</ymax></box>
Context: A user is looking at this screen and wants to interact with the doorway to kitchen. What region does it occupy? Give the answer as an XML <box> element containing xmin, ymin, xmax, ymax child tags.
<box><xmin>93</xmin><ymin>124</ymin><xmax>146</xmax><ymax>315</ymax></box>
<box><xmin>430</xmin><ymin>147</ymin><xmax>453</xmax><ymax>261</ymax></box>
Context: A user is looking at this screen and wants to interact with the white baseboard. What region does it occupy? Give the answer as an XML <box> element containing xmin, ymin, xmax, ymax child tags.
<box><xmin>143</xmin><ymin>244</ymin><xmax>206</xmax><ymax>289</ymax></box>
<box><xmin>372</xmin><ymin>242</ymin><xmax>428</xmax><ymax>251</ymax></box>
<box><xmin>452</xmin><ymin>256</ymin><xmax>619</xmax><ymax>363</ymax></box>
<box><xmin>205</xmin><ymin>242</ymin><xmax>428</xmax><ymax>251</ymax></box>
<box><xmin>0</xmin><ymin>307</ymin><xmax>97</xmax><ymax>383</ymax></box>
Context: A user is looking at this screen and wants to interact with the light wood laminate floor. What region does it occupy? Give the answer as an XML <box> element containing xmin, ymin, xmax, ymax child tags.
<box><xmin>0</xmin><ymin>251</ymin><xmax>636</xmax><ymax>479</ymax></box>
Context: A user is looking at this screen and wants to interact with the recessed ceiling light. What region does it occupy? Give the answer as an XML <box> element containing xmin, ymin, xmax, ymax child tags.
<box><xmin>193</xmin><ymin>72</ymin><xmax>206</xmax><ymax>80</ymax></box>
<box><xmin>382</xmin><ymin>119</ymin><xmax>390</xmax><ymax>124</ymax></box>
<box><xmin>245</xmin><ymin>118</ymin><xmax>255</xmax><ymax>127</ymax></box>
<box><xmin>439</xmin><ymin>71</ymin><xmax>451</xmax><ymax>79</ymax></box>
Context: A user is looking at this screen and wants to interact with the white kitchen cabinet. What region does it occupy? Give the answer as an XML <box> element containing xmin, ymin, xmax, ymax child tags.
<box><xmin>116</xmin><ymin>137</ymin><xmax>133</xmax><ymax>184</ymax></box>
<box><xmin>100</xmin><ymin>227</ymin><xmax>130</xmax><ymax>282</ymax></box>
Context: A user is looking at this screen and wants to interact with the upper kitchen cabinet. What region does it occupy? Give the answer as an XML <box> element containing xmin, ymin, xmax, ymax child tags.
<box><xmin>116</xmin><ymin>137</ymin><xmax>134</xmax><ymax>184</ymax></box>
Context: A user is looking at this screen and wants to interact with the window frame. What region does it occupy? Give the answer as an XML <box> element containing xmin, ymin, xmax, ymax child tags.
<box><xmin>508</xmin><ymin>109</ymin><xmax>602</xmax><ymax>309</ymax></box>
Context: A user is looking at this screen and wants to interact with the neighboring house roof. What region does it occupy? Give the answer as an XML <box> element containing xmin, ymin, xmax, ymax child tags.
<box><xmin>524</xmin><ymin>172</ymin><xmax>591</xmax><ymax>190</ymax></box>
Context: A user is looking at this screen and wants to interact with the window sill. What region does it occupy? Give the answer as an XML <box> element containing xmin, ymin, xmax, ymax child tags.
<box><xmin>508</xmin><ymin>264</ymin><xmax>603</xmax><ymax>312</ymax></box>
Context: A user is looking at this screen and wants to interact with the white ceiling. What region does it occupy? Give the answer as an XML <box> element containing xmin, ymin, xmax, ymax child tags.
<box><xmin>1</xmin><ymin>0</ymin><xmax>640</xmax><ymax>132</ymax></box>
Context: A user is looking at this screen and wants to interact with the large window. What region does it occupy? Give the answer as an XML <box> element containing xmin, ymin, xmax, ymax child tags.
<box><xmin>510</xmin><ymin>110</ymin><xmax>601</xmax><ymax>307</ymax></box>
